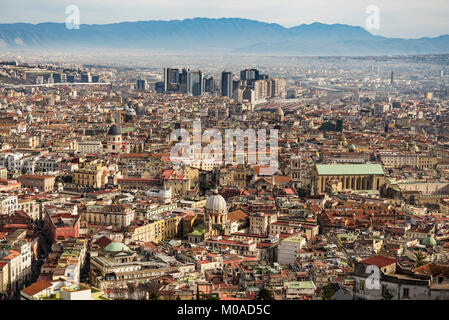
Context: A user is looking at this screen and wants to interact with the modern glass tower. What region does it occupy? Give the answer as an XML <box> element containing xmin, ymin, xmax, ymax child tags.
<box><xmin>191</xmin><ymin>71</ymin><xmax>203</xmax><ymax>96</ymax></box>
<box><xmin>221</xmin><ymin>71</ymin><xmax>233</xmax><ymax>98</ymax></box>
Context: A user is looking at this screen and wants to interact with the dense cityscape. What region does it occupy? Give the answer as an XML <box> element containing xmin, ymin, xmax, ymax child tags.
<box><xmin>0</xmin><ymin>51</ymin><xmax>447</xmax><ymax>302</ymax></box>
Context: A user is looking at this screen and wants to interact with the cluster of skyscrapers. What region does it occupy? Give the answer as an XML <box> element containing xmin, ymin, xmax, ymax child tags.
<box><xmin>160</xmin><ymin>68</ymin><xmax>215</xmax><ymax>96</ymax></box>
<box><xmin>153</xmin><ymin>67</ymin><xmax>286</xmax><ymax>103</ymax></box>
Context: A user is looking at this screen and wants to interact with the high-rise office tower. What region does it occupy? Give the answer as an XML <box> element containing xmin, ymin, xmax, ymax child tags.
<box><xmin>52</xmin><ymin>73</ymin><xmax>62</xmax><ymax>83</ymax></box>
<box><xmin>190</xmin><ymin>71</ymin><xmax>203</xmax><ymax>96</ymax></box>
<box><xmin>179</xmin><ymin>68</ymin><xmax>190</xmax><ymax>93</ymax></box>
<box><xmin>179</xmin><ymin>68</ymin><xmax>189</xmax><ymax>84</ymax></box>
<box><xmin>92</xmin><ymin>75</ymin><xmax>100</xmax><ymax>83</ymax></box>
<box><xmin>221</xmin><ymin>71</ymin><xmax>233</xmax><ymax>98</ymax></box>
<box><xmin>170</xmin><ymin>69</ymin><xmax>179</xmax><ymax>84</ymax></box>
<box><xmin>67</xmin><ymin>74</ymin><xmax>75</xmax><ymax>83</ymax></box>
<box><xmin>164</xmin><ymin>68</ymin><xmax>180</xmax><ymax>92</ymax></box>
<box><xmin>186</xmin><ymin>70</ymin><xmax>192</xmax><ymax>95</ymax></box>
<box><xmin>204</xmin><ymin>77</ymin><xmax>215</xmax><ymax>93</ymax></box>
<box><xmin>240</xmin><ymin>68</ymin><xmax>260</xmax><ymax>82</ymax></box>
<box><xmin>240</xmin><ymin>68</ymin><xmax>261</xmax><ymax>86</ymax></box>
<box><xmin>390</xmin><ymin>71</ymin><xmax>394</xmax><ymax>85</ymax></box>
<box><xmin>136</xmin><ymin>78</ymin><xmax>147</xmax><ymax>91</ymax></box>
<box><xmin>269</xmin><ymin>78</ymin><xmax>287</xmax><ymax>98</ymax></box>
<box><xmin>232</xmin><ymin>80</ymin><xmax>245</xmax><ymax>92</ymax></box>
<box><xmin>81</xmin><ymin>72</ymin><xmax>91</xmax><ymax>83</ymax></box>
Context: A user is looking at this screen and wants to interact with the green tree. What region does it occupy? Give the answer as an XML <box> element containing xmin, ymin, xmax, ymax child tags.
<box><xmin>200</xmin><ymin>293</ymin><xmax>219</xmax><ymax>300</ymax></box>
<box><xmin>414</xmin><ymin>251</ymin><xmax>427</xmax><ymax>268</ymax></box>
<box><xmin>256</xmin><ymin>288</ymin><xmax>274</xmax><ymax>301</ymax></box>
<box><xmin>321</xmin><ymin>282</ymin><xmax>335</xmax><ymax>300</ymax></box>
<box><xmin>149</xmin><ymin>292</ymin><xmax>159</xmax><ymax>300</ymax></box>
<box><xmin>297</xmin><ymin>187</ymin><xmax>311</xmax><ymax>198</ymax></box>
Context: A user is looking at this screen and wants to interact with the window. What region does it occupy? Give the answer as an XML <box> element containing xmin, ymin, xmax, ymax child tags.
<box><xmin>403</xmin><ymin>288</ymin><xmax>409</xmax><ymax>298</ymax></box>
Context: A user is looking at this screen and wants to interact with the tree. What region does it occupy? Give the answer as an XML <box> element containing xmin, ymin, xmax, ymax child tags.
<box><xmin>200</xmin><ymin>293</ymin><xmax>219</xmax><ymax>300</ymax></box>
<box><xmin>321</xmin><ymin>282</ymin><xmax>336</xmax><ymax>300</ymax></box>
<box><xmin>385</xmin><ymin>188</ymin><xmax>395</xmax><ymax>198</ymax></box>
<box><xmin>127</xmin><ymin>283</ymin><xmax>136</xmax><ymax>299</ymax></box>
<box><xmin>297</xmin><ymin>187</ymin><xmax>311</xmax><ymax>198</ymax></box>
<box><xmin>256</xmin><ymin>288</ymin><xmax>274</xmax><ymax>301</ymax></box>
<box><xmin>414</xmin><ymin>251</ymin><xmax>427</xmax><ymax>268</ymax></box>
<box><xmin>138</xmin><ymin>280</ymin><xmax>163</xmax><ymax>300</ymax></box>
<box><xmin>110</xmin><ymin>287</ymin><xmax>128</xmax><ymax>300</ymax></box>
<box><xmin>149</xmin><ymin>292</ymin><xmax>159</xmax><ymax>300</ymax></box>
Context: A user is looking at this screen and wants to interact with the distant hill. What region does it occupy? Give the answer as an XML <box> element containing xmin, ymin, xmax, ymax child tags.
<box><xmin>0</xmin><ymin>18</ymin><xmax>448</xmax><ymax>55</ymax></box>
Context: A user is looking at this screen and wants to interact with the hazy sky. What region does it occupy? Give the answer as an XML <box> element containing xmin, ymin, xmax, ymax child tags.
<box><xmin>1</xmin><ymin>0</ymin><xmax>448</xmax><ymax>38</ymax></box>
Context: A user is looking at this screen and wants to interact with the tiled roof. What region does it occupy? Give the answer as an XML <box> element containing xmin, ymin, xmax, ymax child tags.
<box><xmin>316</xmin><ymin>164</ymin><xmax>384</xmax><ymax>176</ymax></box>
<box><xmin>360</xmin><ymin>255</ymin><xmax>397</xmax><ymax>268</ymax></box>
<box><xmin>21</xmin><ymin>280</ymin><xmax>53</xmax><ymax>297</ymax></box>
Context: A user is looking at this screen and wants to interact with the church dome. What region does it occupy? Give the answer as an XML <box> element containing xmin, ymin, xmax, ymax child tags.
<box><xmin>205</xmin><ymin>193</ymin><xmax>227</xmax><ymax>214</ymax></box>
<box><xmin>104</xmin><ymin>242</ymin><xmax>130</xmax><ymax>253</ymax></box>
<box><xmin>126</xmin><ymin>108</ymin><xmax>136</xmax><ymax>116</ymax></box>
<box><xmin>422</xmin><ymin>233</ymin><xmax>436</xmax><ymax>248</ymax></box>
<box><xmin>349</xmin><ymin>144</ymin><xmax>356</xmax><ymax>152</ymax></box>
<box><xmin>107</xmin><ymin>124</ymin><xmax>121</xmax><ymax>136</ymax></box>
<box><xmin>15</xmin><ymin>109</ymin><xmax>22</xmax><ymax>116</ymax></box>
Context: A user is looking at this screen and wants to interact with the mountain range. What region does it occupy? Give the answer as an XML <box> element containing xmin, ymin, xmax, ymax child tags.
<box><xmin>0</xmin><ymin>17</ymin><xmax>448</xmax><ymax>56</ymax></box>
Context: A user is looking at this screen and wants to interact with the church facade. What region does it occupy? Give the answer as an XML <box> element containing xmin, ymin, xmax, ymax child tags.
<box><xmin>102</xmin><ymin>124</ymin><xmax>130</xmax><ymax>154</ymax></box>
<box><xmin>312</xmin><ymin>164</ymin><xmax>385</xmax><ymax>194</ymax></box>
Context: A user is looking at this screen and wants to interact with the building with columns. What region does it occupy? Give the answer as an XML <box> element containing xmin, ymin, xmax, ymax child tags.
<box><xmin>312</xmin><ymin>164</ymin><xmax>385</xmax><ymax>194</ymax></box>
<box><xmin>102</xmin><ymin>124</ymin><xmax>130</xmax><ymax>154</ymax></box>
<box><xmin>203</xmin><ymin>191</ymin><xmax>238</xmax><ymax>237</ymax></box>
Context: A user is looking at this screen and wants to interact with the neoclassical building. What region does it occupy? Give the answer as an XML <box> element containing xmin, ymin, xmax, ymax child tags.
<box><xmin>102</xmin><ymin>124</ymin><xmax>130</xmax><ymax>154</ymax></box>
<box><xmin>312</xmin><ymin>164</ymin><xmax>385</xmax><ymax>194</ymax></box>
<box><xmin>204</xmin><ymin>191</ymin><xmax>238</xmax><ymax>237</ymax></box>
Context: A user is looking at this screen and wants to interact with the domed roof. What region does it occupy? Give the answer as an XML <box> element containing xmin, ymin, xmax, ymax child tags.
<box><xmin>107</xmin><ymin>124</ymin><xmax>121</xmax><ymax>135</ymax></box>
<box><xmin>15</xmin><ymin>109</ymin><xmax>22</xmax><ymax>116</ymax></box>
<box><xmin>349</xmin><ymin>144</ymin><xmax>356</xmax><ymax>152</ymax></box>
<box><xmin>422</xmin><ymin>233</ymin><xmax>436</xmax><ymax>248</ymax></box>
<box><xmin>104</xmin><ymin>242</ymin><xmax>130</xmax><ymax>253</ymax></box>
<box><xmin>205</xmin><ymin>193</ymin><xmax>227</xmax><ymax>213</ymax></box>
<box><xmin>126</xmin><ymin>108</ymin><xmax>136</xmax><ymax>116</ymax></box>
<box><xmin>24</xmin><ymin>105</ymin><xmax>32</xmax><ymax>112</ymax></box>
